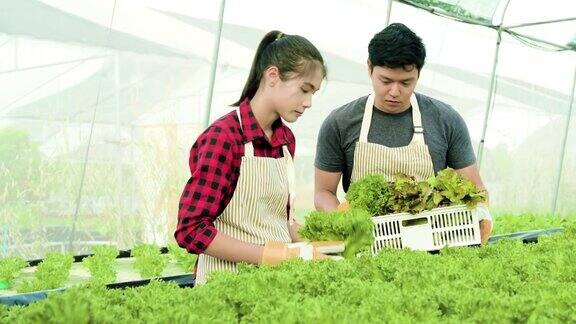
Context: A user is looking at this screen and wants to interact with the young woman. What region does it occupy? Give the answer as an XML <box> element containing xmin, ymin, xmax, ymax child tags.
<box><xmin>175</xmin><ymin>30</ymin><xmax>341</xmax><ymax>284</ymax></box>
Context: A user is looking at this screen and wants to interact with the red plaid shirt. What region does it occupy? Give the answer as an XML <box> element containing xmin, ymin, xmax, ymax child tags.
<box><xmin>175</xmin><ymin>99</ymin><xmax>296</xmax><ymax>254</ymax></box>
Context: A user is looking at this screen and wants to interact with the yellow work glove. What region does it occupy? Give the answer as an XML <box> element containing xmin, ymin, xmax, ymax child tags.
<box><xmin>337</xmin><ymin>201</ymin><xmax>351</xmax><ymax>211</ymax></box>
<box><xmin>476</xmin><ymin>204</ymin><xmax>493</xmax><ymax>245</ymax></box>
<box><xmin>261</xmin><ymin>241</ymin><xmax>345</xmax><ymax>266</ymax></box>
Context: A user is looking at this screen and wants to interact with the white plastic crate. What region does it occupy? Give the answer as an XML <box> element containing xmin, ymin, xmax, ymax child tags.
<box><xmin>371</xmin><ymin>204</ymin><xmax>481</xmax><ymax>253</ymax></box>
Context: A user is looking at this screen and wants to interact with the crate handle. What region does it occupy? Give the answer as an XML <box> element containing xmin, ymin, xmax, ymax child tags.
<box><xmin>401</xmin><ymin>217</ymin><xmax>428</xmax><ymax>227</ymax></box>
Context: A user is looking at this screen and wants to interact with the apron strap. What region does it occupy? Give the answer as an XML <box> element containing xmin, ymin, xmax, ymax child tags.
<box><xmin>235</xmin><ymin>108</ymin><xmax>255</xmax><ymax>157</ymax></box>
<box><xmin>410</xmin><ymin>94</ymin><xmax>425</xmax><ymax>145</ymax></box>
<box><xmin>359</xmin><ymin>94</ymin><xmax>373</xmax><ymax>143</ymax></box>
<box><xmin>283</xmin><ymin>146</ymin><xmax>296</xmax><ymax>222</ymax></box>
<box><xmin>359</xmin><ymin>93</ymin><xmax>425</xmax><ymax>145</ymax></box>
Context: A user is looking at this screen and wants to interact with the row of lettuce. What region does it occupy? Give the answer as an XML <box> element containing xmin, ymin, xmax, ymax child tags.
<box><xmin>1</xmin><ymin>215</ymin><xmax>574</xmax><ymax>322</ymax></box>
<box><xmin>0</xmin><ymin>244</ymin><xmax>196</xmax><ymax>293</ymax></box>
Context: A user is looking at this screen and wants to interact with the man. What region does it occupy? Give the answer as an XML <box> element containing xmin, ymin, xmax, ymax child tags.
<box><xmin>314</xmin><ymin>23</ymin><xmax>492</xmax><ymax>242</ymax></box>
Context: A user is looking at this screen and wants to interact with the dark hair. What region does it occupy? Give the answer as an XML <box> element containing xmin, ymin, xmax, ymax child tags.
<box><xmin>368</xmin><ymin>23</ymin><xmax>426</xmax><ymax>73</ymax></box>
<box><xmin>232</xmin><ymin>30</ymin><xmax>327</xmax><ymax>106</ymax></box>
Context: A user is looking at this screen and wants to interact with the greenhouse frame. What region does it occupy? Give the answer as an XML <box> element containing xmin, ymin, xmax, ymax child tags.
<box><xmin>0</xmin><ymin>0</ymin><xmax>575</xmax><ymax>322</ymax></box>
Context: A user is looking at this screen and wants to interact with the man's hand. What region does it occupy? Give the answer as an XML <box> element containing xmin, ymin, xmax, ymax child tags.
<box><xmin>476</xmin><ymin>205</ymin><xmax>493</xmax><ymax>244</ymax></box>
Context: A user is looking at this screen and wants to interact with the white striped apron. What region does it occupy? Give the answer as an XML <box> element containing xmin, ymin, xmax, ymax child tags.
<box><xmin>195</xmin><ymin>109</ymin><xmax>295</xmax><ymax>284</ymax></box>
<box><xmin>350</xmin><ymin>93</ymin><xmax>435</xmax><ymax>183</ymax></box>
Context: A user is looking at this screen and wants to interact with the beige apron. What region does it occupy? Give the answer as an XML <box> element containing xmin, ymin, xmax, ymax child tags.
<box><xmin>195</xmin><ymin>109</ymin><xmax>295</xmax><ymax>284</ymax></box>
<box><xmin>350</xmin><ymin>93</ymin><xmax>435</xmax><ymax>182</ymax></box>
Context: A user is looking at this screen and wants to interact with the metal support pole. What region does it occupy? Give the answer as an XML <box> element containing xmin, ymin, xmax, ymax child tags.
<box><xmin>202</xmin><ymin>0</ymin><xmax>226</xmax><ymax>128</ymax></box>
<box><xmin>477</xmin><ymin>0</ymin><xmax>511</xmax><ymax>169</ymax></box>
<box><xmin>552</xmin><ymin>66</ymin><xmax>576</xmax><ymax>215</ymax></box>
<box><xmin>476</xmin><ymin>30</ymin><xmax>501</xmax><ymax>169</ymax></box>
<box><xmin>505</xmin><ymin>17</ymin><xmax>576</xmax><ymax>30</ymax></box>
<box><xmin>115</xmin><ymin>53</ymin><xmax>124</xmax><ymax>219</ymax></box>
<box><xmin>385</xmin><ymin>0</ymin><xmax>393</xmax><ymax>27</ymax></box>
<box><xmin>68</xmin><ymin>0</ymin><xmax>118</xmax><ymax>251</ymax></box>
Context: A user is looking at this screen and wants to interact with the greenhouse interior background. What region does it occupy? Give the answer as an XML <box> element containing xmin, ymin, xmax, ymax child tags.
<box><xmin>0</xmin><ymin>0</ymin><xmax>574</xmax><ymax>260</ymax></box>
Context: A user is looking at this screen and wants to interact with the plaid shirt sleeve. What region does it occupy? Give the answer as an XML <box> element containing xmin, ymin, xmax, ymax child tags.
<box><xmin>174</xmin><ymin>125</ymin><xmax>237</xmax><ymax>254</ymax></box>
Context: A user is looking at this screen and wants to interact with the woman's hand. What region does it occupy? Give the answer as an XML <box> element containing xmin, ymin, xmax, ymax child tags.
<box><xmin>261</xmin><ymin>241</ymin><xmax>345</xmax><ymax>266</ymax></box>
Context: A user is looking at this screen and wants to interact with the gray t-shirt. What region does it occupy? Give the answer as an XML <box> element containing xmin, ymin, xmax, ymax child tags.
<box><xmin>315</xmin><ymin>93</ymin><xmax>476</xmax><ymax>192</ymax></box>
